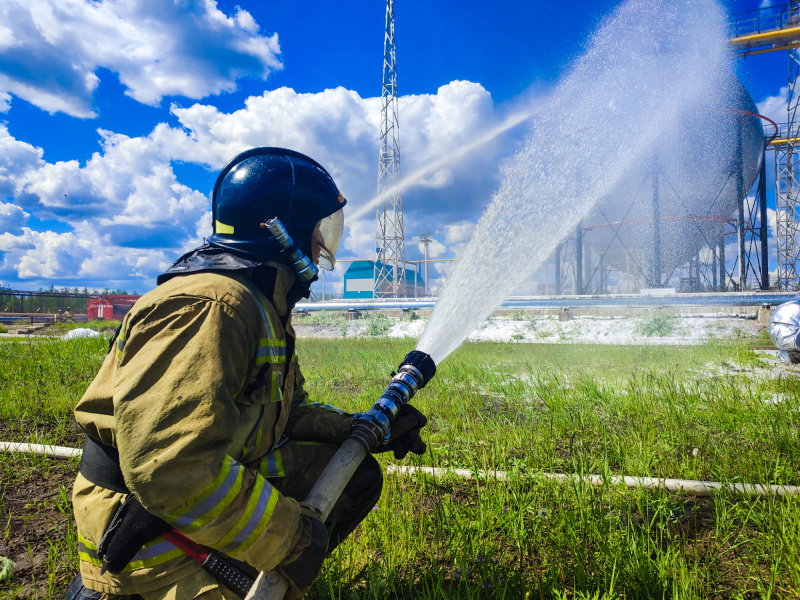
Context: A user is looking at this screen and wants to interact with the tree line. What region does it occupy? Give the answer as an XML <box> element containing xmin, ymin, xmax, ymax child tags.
<box><xmin>0</xmin><ymin>285</ymin><xmax>136</xmax><ymax>314</ymax></box>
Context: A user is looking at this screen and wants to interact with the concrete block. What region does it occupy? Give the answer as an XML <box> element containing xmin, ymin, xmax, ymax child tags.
<box><xmin>757</xmin><ymin>306</ymin><xmax>774</xmax><ymax>324</ymax></box>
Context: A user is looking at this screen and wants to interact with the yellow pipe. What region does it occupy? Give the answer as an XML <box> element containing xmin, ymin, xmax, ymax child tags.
<box><xmin>737</xmin><ymin>42</ymin><xmax>800</xmax><ymax>57</ymax></box>
<box><xmin>769</xmin><ymin>137</ymin><xmax>800</xmax><ymax>146</ymax></box>
<box><xmin>730</xmin><ymin>25</ymin><xmax>800</xmax><ymax>45</ymax></box>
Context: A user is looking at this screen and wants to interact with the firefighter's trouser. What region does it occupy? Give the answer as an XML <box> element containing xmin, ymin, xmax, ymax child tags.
<box><xmin>69</xmin><ymin>439</ymin><xmax>383</xmax><ymax>600</ymax></box>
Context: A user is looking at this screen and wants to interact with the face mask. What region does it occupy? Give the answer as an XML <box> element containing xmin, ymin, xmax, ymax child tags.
<box><xmin>312</xmin><ymin>208</ymin><xmax>344</xmax><ymax>270</ymax></box>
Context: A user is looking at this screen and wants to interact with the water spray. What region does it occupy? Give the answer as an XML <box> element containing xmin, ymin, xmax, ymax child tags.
<box><xmin>260</xmin><ymin>217</ymin><xmax>318</xmax><ymax>282</ymax></box>
<box><xmin>349</xmin><ymin>109</ymin><xmax>534</xmax><ymax>221</ymax></box>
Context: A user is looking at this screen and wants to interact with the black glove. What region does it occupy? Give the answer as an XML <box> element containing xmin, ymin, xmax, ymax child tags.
<box><xmin>278</xmin><ymin>511</ymin><xmax>328</xmax><ymax>600</ymax></box>
<box><xmin>374</xmin><ymin>404</ymin><xmax>428</xmax><ymax>460</ymax></box>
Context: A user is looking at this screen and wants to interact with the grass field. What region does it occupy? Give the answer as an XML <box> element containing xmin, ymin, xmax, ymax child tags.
<box><xmin>0</xmin><ymin>329</ymin><xmax>799</xmax><ymax>599</ymax></box>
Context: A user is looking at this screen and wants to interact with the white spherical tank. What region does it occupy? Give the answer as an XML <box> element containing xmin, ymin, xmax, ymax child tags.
<box><xmin>583</xmin><ymin>77</ymin><xmax>764</xmax><ymax>280</ymax></box>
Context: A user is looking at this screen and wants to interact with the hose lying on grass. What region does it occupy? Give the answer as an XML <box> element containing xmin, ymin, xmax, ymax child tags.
<box><xmin>386</xmin><ymin>465</ymin><xmax>800</xmax><ymax>498</ymax></box>
<box><xmin>4</xmin><ymin>442</ymin><xmax>798</xmax><ymax>498</ymax></box>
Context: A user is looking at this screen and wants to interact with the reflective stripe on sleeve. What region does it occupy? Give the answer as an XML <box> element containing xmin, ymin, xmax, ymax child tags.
<box><xmin>260</xmin><ymin>450</ymin><xmax>284</xmax><ymax>478</ymax></box>
<box><xmin>214</xmin><ymin>476</ymin><xmax>279</xmax><ymax>556</ymax></box>
<box><xmin>165</xmin><ymin>455</ymin><xmax>245</xmax><ymax>534</ymax></box>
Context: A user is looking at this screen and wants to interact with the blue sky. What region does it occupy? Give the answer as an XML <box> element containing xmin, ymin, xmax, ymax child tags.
<box><xmin>0</xmin><ymin>0</ymin><xmax>791</xmax><ymax>295</ymax></box>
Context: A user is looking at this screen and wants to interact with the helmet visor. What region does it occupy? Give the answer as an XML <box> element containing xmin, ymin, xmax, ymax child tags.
<box><xmin>313</xmin><ymin>208</ymin><xmax>344</xmax><ymax>270</ymax></box>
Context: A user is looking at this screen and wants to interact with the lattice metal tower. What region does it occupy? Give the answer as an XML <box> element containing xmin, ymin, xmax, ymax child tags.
<box><xmin>375</xmin><ymin>0</ymin><xmax>406</xmax><ymax>297</ymax></box>
<box><xmin>776</xmin><ymin>2</ymin><xmax>800</xmax><ymax>290</ymax></box>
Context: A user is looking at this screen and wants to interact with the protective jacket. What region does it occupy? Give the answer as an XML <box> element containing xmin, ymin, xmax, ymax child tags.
<box><xmin>72</xmin><ymin>265</ymin><xmax>353</xmax><ymax>595</ymax></box>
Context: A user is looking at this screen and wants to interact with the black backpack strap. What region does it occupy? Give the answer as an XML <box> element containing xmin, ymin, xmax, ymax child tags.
<box><xmin>78</xmin><ymin>435</ymin><xmax>169</xmax><ymax>574</ymax></box>
<box><xmin>79</xmin><ymin>434</ymin><xmax>128</xmax><ymax>494</ymax></box>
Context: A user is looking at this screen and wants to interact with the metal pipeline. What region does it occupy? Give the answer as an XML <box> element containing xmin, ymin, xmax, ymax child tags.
<box><xmin>293</xmin><ymin>291</ymin><xmax>798</xmax><ymax>313</ymax></box>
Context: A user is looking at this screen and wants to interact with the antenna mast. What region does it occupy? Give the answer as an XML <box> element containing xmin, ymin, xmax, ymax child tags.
<box><xmin>375</xmin><ymin>0</ymin><xmax>405</xmax><ymax>297</ymax></box>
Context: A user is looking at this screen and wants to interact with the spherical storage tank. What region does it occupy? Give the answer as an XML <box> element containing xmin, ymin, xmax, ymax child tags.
<box><xmin>583</xmin><ymin>77</ymin><xmax>764</xmax><ymax>279</ymax></box>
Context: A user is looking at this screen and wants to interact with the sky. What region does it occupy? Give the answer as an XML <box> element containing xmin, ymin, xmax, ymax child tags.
<box><xmin>0</xmin><ymin>0</ymin><xmax>792</xmax><ymax>296</ymax></box>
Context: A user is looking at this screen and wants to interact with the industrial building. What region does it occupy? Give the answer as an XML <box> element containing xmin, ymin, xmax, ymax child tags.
<box><xmin>344</xmin><ymin>261</ymin><xmax>424</xmax><ymax>299</ymax></box>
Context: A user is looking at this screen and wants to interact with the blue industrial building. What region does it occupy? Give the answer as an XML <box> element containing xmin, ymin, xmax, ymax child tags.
<box><xmin>343</xmin><ymin>261</ymin><xmax>425</xmax><ymax>299</ymax></box>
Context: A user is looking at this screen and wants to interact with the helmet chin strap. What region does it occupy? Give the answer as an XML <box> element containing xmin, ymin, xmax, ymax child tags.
<box><xmin>285</xmin><ymin>272</ymin><xmax>317</xmax><ymax>312</ymax></box>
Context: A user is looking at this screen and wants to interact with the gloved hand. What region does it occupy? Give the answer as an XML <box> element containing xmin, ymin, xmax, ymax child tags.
<box><xmin>374</xmin><ymin>404</ymin><xmax>428</xmax><ymax>460</ymax></box>
<box><xmin>277</xmin><ymin>507</ymin><xmax>328</xmax><ymax>600</ymax></box>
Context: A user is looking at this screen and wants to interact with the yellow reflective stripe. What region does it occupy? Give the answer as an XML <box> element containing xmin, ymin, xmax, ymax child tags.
<box><xmin>166</xmin><ymin>456</ymin><xmax>245</xmax><ymax>534</ymax></box>
<box><xmin>254</xmin><ymin>338</ymin><xmax>286</xmax><ymax>365</ymax></box>
<box><xmin>241</xmin><ymin>277</ymin><xmax>275</xmax><ymax>338</ymax></box>
<box><xmin>124</xmin><ymin>537</ymin><xmax>184</xmax><ymax>571</ymax></box>
<box><xmin>231</xmin><ymin>485</ymin><xmax>280</xmax><ymax>556</ymax></box>
<box><xmin>115</xmin><ymin>332</ymin><xmax>127</xmax><ymax>361</ymax></box>
<box><xmin>214</xmin><ymin>477</ymin><xmax>268</xmax><ymax>554</ymax></box>
<box><xmin>241</xmin><ymin>420</ymin><xmax>264</xmax><ymax>462</ymax></box>
<box><xmin>79</xmin><ymin>534</ymin><xmax>184</xmax><ymax>572</ymax></box>
<box><xmin>215</xmin><ymin>220</ymin><xmax>234</xmax><ymax>234</ymax></box>
<box><xmin>78</xmin><ymin>534</ymin><xmax>101</xmax><ymax>566</ymax></box>
<box><xmin>260</xmin><ymin>450</ymin><xmax>284</xmax><ymax>478</ymax></box>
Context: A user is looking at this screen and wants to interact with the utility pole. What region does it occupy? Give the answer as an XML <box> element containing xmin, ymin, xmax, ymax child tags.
<box><xmin>420</xmin><ymin>231</ymin><xmax>432</xmax><ymax>296</ymax></box>
<box><xmin>375</xmin><ymin>0</ymin><xmax>405</xmax><ymax>297</ymax></box>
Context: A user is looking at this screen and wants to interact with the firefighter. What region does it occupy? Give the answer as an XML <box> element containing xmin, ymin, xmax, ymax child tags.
<box><xmin>68</xmin><ymin>148</ymin><xmax>428</xmax><ymax>600</ymax></box>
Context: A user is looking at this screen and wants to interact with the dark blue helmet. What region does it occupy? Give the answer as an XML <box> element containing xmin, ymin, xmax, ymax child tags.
<box><xmin>208</xmin><ymin>147</ymin><xmax>346</xmax><ymax>269</ymax></box>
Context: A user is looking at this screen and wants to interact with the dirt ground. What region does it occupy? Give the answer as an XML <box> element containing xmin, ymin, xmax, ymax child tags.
<box><xmin>0</xmin><ymin>420</ymin><xmax>83</xmax><ymax>598</ymax></box>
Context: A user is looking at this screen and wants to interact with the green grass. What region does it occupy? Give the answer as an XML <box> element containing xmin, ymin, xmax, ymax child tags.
<box><xmin>0</xmin><ymin>324</ymin><xmax>7</xmax><ymax>334</ymax></box>
<box><xmin>635</xmin><ymin>311</ymin><xmax>676</xmax><ymax>337</ymax></box>
<box><xmin>1</xmin><ymin>335</ymin><xmax>799</xmax><ymax>598</ymax></box>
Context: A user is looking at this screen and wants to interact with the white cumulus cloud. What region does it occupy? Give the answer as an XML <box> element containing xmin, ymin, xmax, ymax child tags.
<box><xmin>0</xmin><ymin>80</ymin><xmax>526</xmax><ymax>288</ymax></box>
<box><xmin>0</xmin><ymin>202</ymin><xmax>29</xmax><ymax>235</ymax></box>
<box><xmin>0</xmin><ymin>0</ymin><xmax>282</xmax><ymax>117</ymax></box>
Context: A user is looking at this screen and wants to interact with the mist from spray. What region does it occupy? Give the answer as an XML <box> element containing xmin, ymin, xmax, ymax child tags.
<box><xmin>417</xmin><ymin>0</ymin><xmax>734</xmax><ymax>364</ymax></box>
<box><xmin>349</xmin><ymin>108</ymin><xmax>535</xmax><ymax>221</ymax></box>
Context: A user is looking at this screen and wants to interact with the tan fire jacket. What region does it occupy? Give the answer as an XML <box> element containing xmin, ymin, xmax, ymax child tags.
<box><xmin>72</xmin><ymin>265</ymin><xmax>353</xmax><ymax>595</ymax></box>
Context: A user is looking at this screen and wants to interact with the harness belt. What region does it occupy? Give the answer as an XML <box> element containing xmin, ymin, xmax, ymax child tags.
<box><xmin>79</xmin><ymin>434</ymin><xmax>169</xmax><ymax>574</ymax></box>
<box><xmin>78</xmin><ymin>435</ymin><xmax>257</xmax><ymax>597</ymax></box>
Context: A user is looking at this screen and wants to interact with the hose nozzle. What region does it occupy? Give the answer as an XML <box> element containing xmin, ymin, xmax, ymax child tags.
<box><xmin>350</xmin><ymin>350</ymin><xmax>437</xmax><ymax>451</ymax></box>
<box><xmin>262</xmin><ymin>217</ymin><xmax>319</xmax><ymax>282</ymax></box>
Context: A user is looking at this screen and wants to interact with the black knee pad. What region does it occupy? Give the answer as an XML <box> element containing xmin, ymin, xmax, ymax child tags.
<box><xmin>342</xmin><ymin>454</ymin><xmax>383</xmax><ymax>505</ymax></box>
<box><xmin>326</xmin><ymin>455</ymin><xmax>384</xmax><ymax>552</ymax></box>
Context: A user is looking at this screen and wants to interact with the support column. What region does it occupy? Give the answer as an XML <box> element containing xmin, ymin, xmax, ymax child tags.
<box><xmin>599</xmin><ymin>255</ymin><xmax>606</xmax><ymax>294</ymax></box>
<box><xmin>712</xmin><ymin>243</ymin><xmax>718</xmax><ymax>290</ymax></box>
<box><xmin>736</xmin><ymin>122</ymin><xmax>747</xmax><ymax>291</ymax></box>
<box><xmin>576</xmin><ymin>223</ymin><xmax>583</xmax><ymax>295</ymax></box>
<box><xmin>583</xmin><ymin>237</ymin><xmax>592</xmax><ymax>295</ymax></box>
<box><xmin>759</xmin><ymin>148</ymin><xmax>770</xmax><ymax>290</ymax></box>
<box><xmin>555</xmin><ymin>245</ymin><xmax>562</xmax><ymax>295</ymax></box>
<box><xmin>652</xmin><ymin>159</ymin><xmax>662</xmax><ymax>288</ymax></box>
<box><xmin>719</xmin><ymin>236</ymin><xmax>726</xmax><ymax>291</ymax></box>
